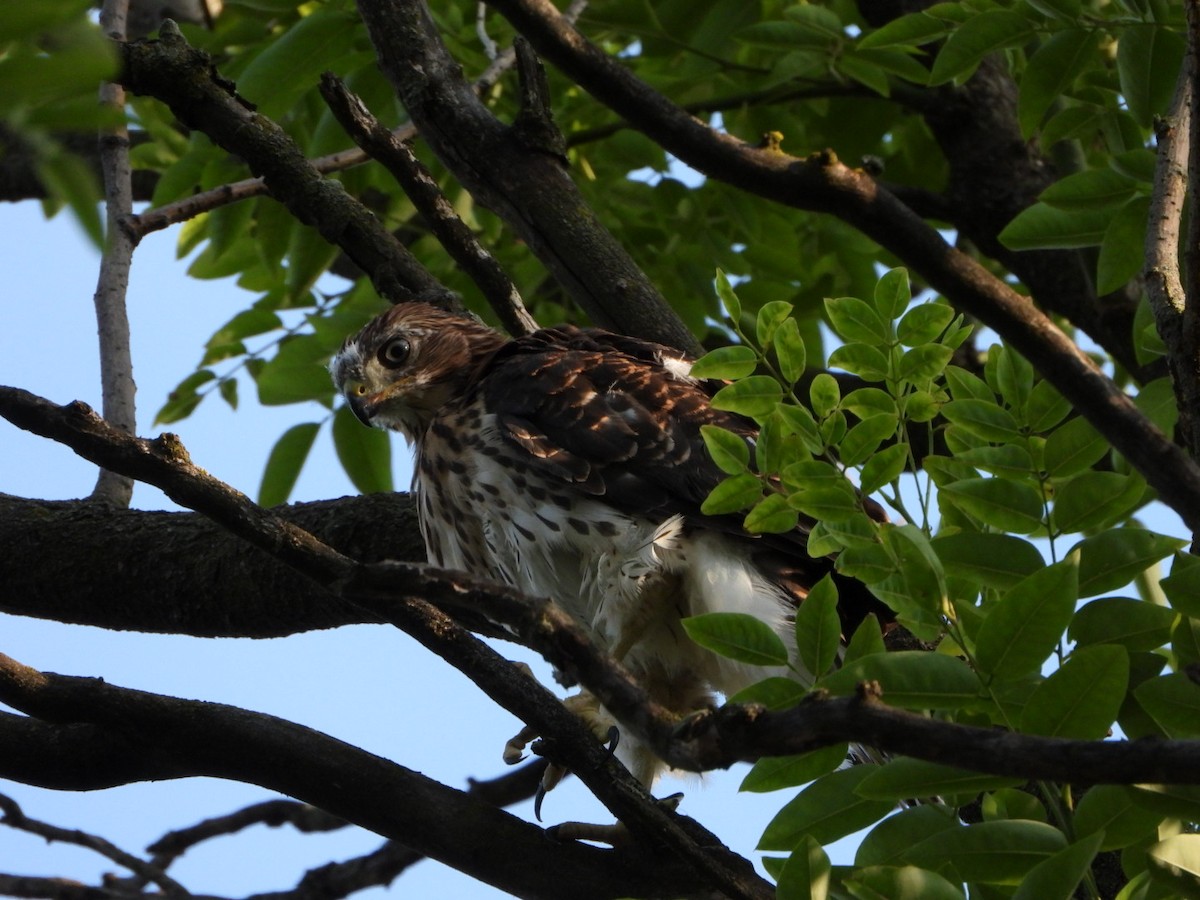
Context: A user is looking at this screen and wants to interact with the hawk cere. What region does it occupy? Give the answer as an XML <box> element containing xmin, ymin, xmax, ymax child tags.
<box><xmin>330</xmin><ymin>302</ymin><xmax>881</xmax><ymax>787</ymax></box>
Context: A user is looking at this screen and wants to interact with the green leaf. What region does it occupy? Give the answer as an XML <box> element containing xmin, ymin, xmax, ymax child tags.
<box><xmin>712</xmin><ymin>376</ymin><xmax>783</xmax><ymax>419</ymax></box>
<box><xmin>825</xmin><ymin>296</ymin><xmax>890</xmax><ymax>345</ymax></box>
<box><xmin>258</xmin><ymin>422</ymin><xmax>321</xmax><ymax>506</ymax></box>
<box><xmin>1011</xmin><ymin>832</ymin><xmax>1104</xmax><ymax>900</ymax></box>
<box><xmin>1069</xmin><ymin>597</ymin><xmax>1177</xmax><ymax>653</ymax></box>
<box><xmin>778</xmin><ymin>403</ymin><xmax>824</xmax><ymax>453</ymax></box>
<box><xmin>702</xmin><ymin>472</ymin><xmax>763</xmax><ymax>515</ymax></box>
<box><xmin>745</xmin><ymin>493</ymin><xmax>799</xmax><ymax>534</ymax></box>
<box><xmin>715</xmin><ymin>270</ymin><xmax>742</xmax><ymax>321</ymax></box>
<box><xmin>844</xmin><ymin>613</ymin><xmax>887</xmax><ymax>664</ymax></box>
<box><xmin>940</xmin><ymin>477</ymin><xmax>1045</xmax><ymax>534</ymax></box>
<box><xmin>255</xmin><ymin>337</ymin><xmax>335</xmax><ymax>406</ymax></box>
<box><xmin>237</xmin><ymin>7</ymin><xmax>363</xmax><ymax>118</ymax></box>
<box><xmin>1043</xmin><ymin>415</ymin><xmax>1108</xmax><ymax>476</ymax></box>
<box><xmin>998</xmin><ymin>203</ymin><xmax>1112</xmax><ymax>250</ymax></box>
<box><xmin>775</xmin><ymin>317</ymin><xmax>807</xmax><ymax>385</ymax></box>
<box><xmin>839</xmin><ymin>414</ymin><xmax>898</xmax><ymax>466</ymax></box>
<box><xmin>846</xmin><ymin>865</ymin><xmax>966</xmax><ymax>900</ymax></box>
<box><xmin>1116</xmin><ymin>24</ymin><xmax>1187</xmax><ymax>128</ymax></box>
<box><xmin>856</xmin><ymin>805</ymin><xmax>960</xmax><ymax>867</ymax></box>
<box><xmin>1135</xmin><ymin>673</ymin><xmax>1200</xmax><ymax>738</ymax></box>
<box><xmin>1147</xmin><ymin>835</ymin><xmax>1200</xmax><ymax>898</ymax></box>
<box><xmin>1097</xmin><ymin>197</ymin><xmax>1152</xmax><ymax>295</ymax></box>
<box><xmin>1040</xmin><ymin>168</ymin><xmax>1139</xmax><ymax>212</ymax></box>
<box><xmin>859</xmin><ymin>14</ymin><xmax>949</xmax><ymax>50</ymax></box>
<box><xmin>882</xmin><ymin>524</ymin><xmax>946</xmax><ymax>613</ymax></box>
<box><xmin>795</xmin><ymin>575</ymin><xmax>841</xmax><ymax>678</ymax></box>
<box><xmin>759</xmin><ymin>767</ymin><xmax>893</xmax><ymax>849</ymax></box>
<box><xmin>809</xmin><ymin>373</ymin><xmax>841</xmax><ymax>418</ymax></box>
<box><xmin>36</xmin><ymin>149</ymin><xmax>104</xmax><ymax>249</ymax></box>
<box><xmin>974</xmin><ymin>553</ymin><xmax>1079</xmax><ymax>681</ymax></box>
<box><xmin>873</xmin><ymin>267</ymin><xmax>912</xmax><ymax>320</ymax></box>
<box><xmin>929</xmin><ymin>10</ymin><xmax>1036</xmax><ymax>85</ymax></box>
<box><xmin>941</xmin><ymin>399</ymin><xmax>1024</xmax><ymax>443</ymax></box>
<box><xmin>681</xmin><ymin>612</ymin><xmax>789</xmax><ymax>666</ymax></box>
<box><xmin>860</xmin><ymin>443</ymin><xmax>909</xmax><ymax>495</ymax></box>
<box><xmin>691</xmin><ymin>345</ymin><xmax>759</xmax><ymax>380</ymax></box>
<box><xmin>1074</xmin><ymin>529</ymin><xmax>1186</xmax><ymax>598</ymax></box>
<box><xmin>932</xmin><ymin>532</ymin><xmax>1044</xmax><ymax>590</ymax></box>
<box><xmin>332</xmin><ymin>404</ymin><xmax>393</xmax><ymax>495</ymax></box>
<box><xmin>757</xmin><ymin>300</ymin><xmax>795</xmax><ymax>348</ymax></box>
<box><xmin>1053</xmin><ymin>471</ymin><xmax>1141</xmax><ymax>534</ymax></box>
<box><xmin>1018</xmin><ymin>29</ymin><xmax>1101</xmax><ymax>137</ymax></box>
<box><xmin>856</xmin><ymin>758</ymin><xmax>1022</xmax><ymax>800</ymax></box>
<box><xmin>728</xmin><ymin>676</ymin><xmax>808</xmax><ymax>710</ymax></box>
<box><xmin>1025</xmin><ymin>380</ymin><xmax>1072</xmax><ymax>432</ymax></box>
<box><xmin>1162</xmin><ymin>555</ymin><xmax>1200</xmax><ymax>617</ymax></box>
<box><xmin>905</xmin><ymin>820</ymin><xmax>1068</xmax><ymax>884</ymax></box>
<box><xmin>896</xmin><ymin>302</ymin><xmax>954</xmax><ymax>346</ymax></box>
<box><xmin>155</xmin><ymin>369</ymin><xmax>217</xmax><ymax>425</ymax></box>
<box><xmin>775</xmin><ymin>835</ymin><xmax>831</xmax><ymax>900</ymax></box>
<box><xmin>701</xmin><ymin>424</ymin><xmax>751</xmax><ymax>474</ymax></box>
<box><xmin>1074</xmin><ymin>784</ymin><xmax>1164</xmax><ymax>851</ymax></box>
<box><xmin>1020</xmin><ymin>644</ymin><xmax>1128</xmax><ymax>738</ymax></box>
<box><xmin>828</xmin><ymin>343</ymin><xmax>890</xmax><ymax>381</ymax></box>
<box><xmin>820</xmin><ymin>652</ymin><xmax>979</xmax><ymax>710</ymax></box>
<box><xmin>740</xmin><ymin>744</ymin><xmax>848</xmax><ymax>793</ymax></box>
<box><xmin>896</xmin><ymin>344</ymin><xmax>954</xmax><ymax>384</ymax></box>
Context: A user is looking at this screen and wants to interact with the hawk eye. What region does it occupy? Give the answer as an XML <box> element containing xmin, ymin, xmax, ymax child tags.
<box><xmin>379</xmin><ymin>337</ymin><xmax>411</xmax><ymax>368</ymax></box>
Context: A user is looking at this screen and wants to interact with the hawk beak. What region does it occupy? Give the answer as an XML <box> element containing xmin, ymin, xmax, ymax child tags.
<box><xmin>344</xmin><ymin>381</ymin><xmax>379</xmax><ymax>427</ymax></box>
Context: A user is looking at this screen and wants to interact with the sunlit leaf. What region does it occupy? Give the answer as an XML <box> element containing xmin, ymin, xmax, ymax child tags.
<box><xmin>332</xmin><ymin>404</ymin><xmax>392</xmax><ymax>495</ymax></box>
<box><xmin>682</xmin><ymin>612</ymin><xmax>789</xmax><ymax>666</ymax></box>
<box><xmin>974</xmin><ymin>553</ymin><xmax>1078</xmax><ymax>681</ymax></box>
<box><xmin>259</xmin><ymin>422</ymin><xmax>321</xmax><ymax>506</ymax></box>
<box><xmin>759</xmin><ymin>767</ymin><xmax>893</xmax><ymax>849</ymax></box>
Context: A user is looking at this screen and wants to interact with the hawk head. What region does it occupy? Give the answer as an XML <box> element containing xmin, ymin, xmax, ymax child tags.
<box><xmin>329</xmin><ymin>303</ymin><xmax>506</xmax><ymax>443</ymax></box>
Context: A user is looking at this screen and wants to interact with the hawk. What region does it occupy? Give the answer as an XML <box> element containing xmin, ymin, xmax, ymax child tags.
<box><xmin>330</xmin><ymin>302</ymin><xmax>881</xmax><ymax>787</ymax></box>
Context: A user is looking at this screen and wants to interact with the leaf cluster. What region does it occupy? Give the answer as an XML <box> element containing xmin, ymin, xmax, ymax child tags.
<box><xmin>688</xmin><ymin>268</ymin><xmax>1200</xmax><ymax>899</ymax></box>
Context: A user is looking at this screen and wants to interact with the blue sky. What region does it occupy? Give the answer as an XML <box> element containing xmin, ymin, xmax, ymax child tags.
<box><xmin>0</xmin><ymin>202</ymin><xmax>805</xmax><ymax>897</ymax></box>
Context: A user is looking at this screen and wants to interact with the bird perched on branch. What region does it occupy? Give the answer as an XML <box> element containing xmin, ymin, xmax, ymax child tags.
<box><xmin>330</xmin><ymin>302</ymin><xmax>882</xmax><ymax>789</ymax></box>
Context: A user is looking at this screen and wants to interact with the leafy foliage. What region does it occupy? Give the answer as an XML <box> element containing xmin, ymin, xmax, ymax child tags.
<box><xmin>691</xmin><ymin>270</ymin><xmax>1193</xmax><ymax>897</ymax></box>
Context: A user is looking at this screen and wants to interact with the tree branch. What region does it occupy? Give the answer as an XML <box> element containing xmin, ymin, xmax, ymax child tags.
<box><xmin>318</xmin><ymin>73</ymin><xmax>538</xmax><ymax>336</ymax></box>
<box><xmin>117</xmin><ymin>23</ymin><xmax>453</xmax><ymax>308</ymax></box>
<box><xmin>0</xmin><ymin>793</ymin><xmax>187</xmax><ymax>897</ymax></box>
<box><xmin>354</xmin><ymin>0</ymin><xmax>701</xmax><ymax>354</ymax></box>
<box><xmin>0</xmin><ymin>662</ymin><xmax>730</xmax><ymax>900</ymax></box>
<box><xmin>1147</xmin><ymin>16</ymin><xmax>1196</xmax><ymax>459</ymax></box>
<box><xmin>484</xmin><ymin>0</ymin><xmax>1200</xmax><ymax>533</ymax></box>
<box><xmin>90</xmin><ymin>0</ymin><xmax>138</xmax><ymax>507</ymax></box>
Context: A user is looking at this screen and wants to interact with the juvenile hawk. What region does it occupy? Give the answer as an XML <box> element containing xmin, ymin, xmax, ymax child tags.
<box><xmin>330</xmin><ymin>302</ymin><xmax>878</xmax><ymax>786</ymax></box>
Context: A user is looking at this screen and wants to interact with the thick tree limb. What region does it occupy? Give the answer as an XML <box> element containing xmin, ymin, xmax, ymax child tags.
<box><xmin>484</xmin><ymin>0</ymin><xmax>1200</xmax><ymax>533</ymax></box>
<box><xmin>0</xmin><ymin>661</ymin><xmax>737</xmax><ymax>900</ymax></box>
<box><xmin>354</xmin><ymin>0</ymin><xmax>701</xmax><ymax>355</ymax></box>
<box><xmin>117</xmin><ymin>23</ymin><xmax>452</xmax><ymax>308</ymax></box>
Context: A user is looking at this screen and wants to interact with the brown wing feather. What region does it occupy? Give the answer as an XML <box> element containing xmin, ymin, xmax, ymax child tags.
<box><xmin>472</xmin><ymin>324</ymin><xmax>894</xmax><ymax>632</ymax></box>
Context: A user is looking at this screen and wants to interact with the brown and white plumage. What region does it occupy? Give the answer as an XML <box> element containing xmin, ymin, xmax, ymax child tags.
<box><xmin>330</xmin><ymin>302</ymin><xmax>876</xmax><ymax>785</ymax></box>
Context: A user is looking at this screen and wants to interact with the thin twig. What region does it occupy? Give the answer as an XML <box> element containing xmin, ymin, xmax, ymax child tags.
<box><xmin>0</xmin><ymin>793</ymin><xmax>189</xmax><ymax>897</ymax></box>
<box><xmin>318</xmin><ymin>74</ymin><xmax>537</xmax><ymax>335</ymax></box>
<box><xmin>91</xmin><ymin>0</ymin><xmax>137</xmax><ymax>507</ymax></box>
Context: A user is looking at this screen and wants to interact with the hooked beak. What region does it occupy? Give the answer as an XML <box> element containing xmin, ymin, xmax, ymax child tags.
<box><xmin>343</xmin><ymin>380</ymin><xmax>380</xmax><ymax>427</ymax></box>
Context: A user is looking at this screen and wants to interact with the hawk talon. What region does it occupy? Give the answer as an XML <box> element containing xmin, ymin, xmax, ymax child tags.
<box><xmin>504</xmin><ymin>723</ymin><xmax>539</xmax><ymax>766</ymax></box>
<box><xmin>604</xmin><ymin>725</ymin><xmax>620</xmax><ymax>756</ymax></box>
